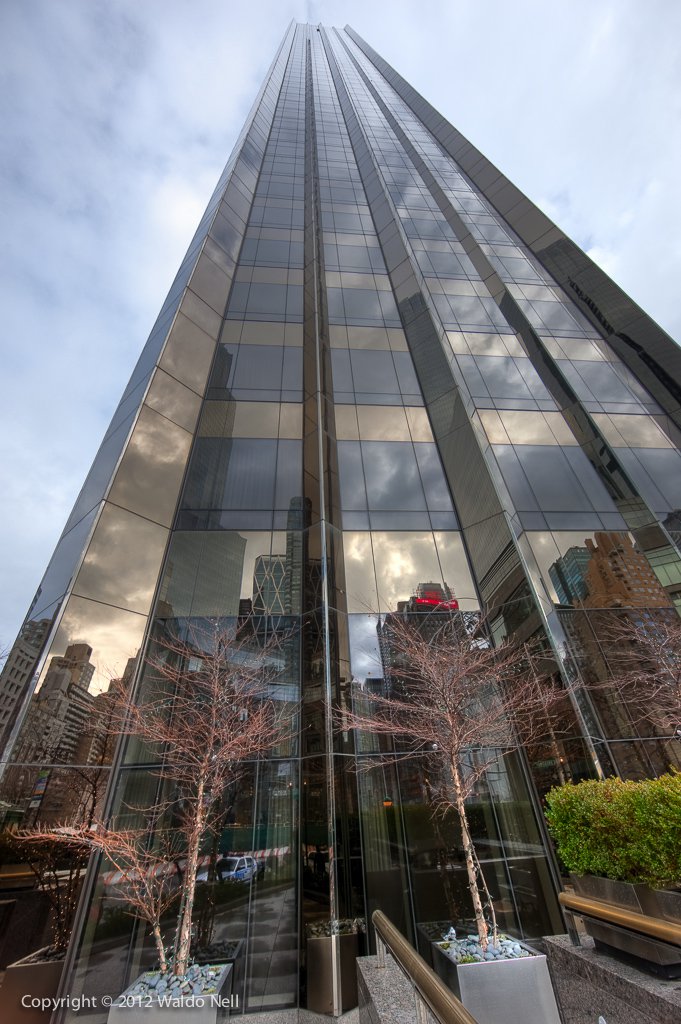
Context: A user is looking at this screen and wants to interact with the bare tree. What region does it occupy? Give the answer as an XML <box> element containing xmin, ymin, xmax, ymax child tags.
<box><xmin>595</xmin><ymin>610</ymin><xmax>681</xmax><ymax>738</ymax></box>
<box><xmin>342</xmin><ymin>611</ymin><xmax>568</xmax><ymax>949</ymax></box>
<box><xmin>34</xmin><ymin>816</ymin><xmax>184</xmax><ymax>970</ymax></box>
<box><xmin>5</xmin><ymin>690</ymin><xmax>121</xmax><ymax>956</ymax></box>
<box><xmin>20</xmin><ymin>619</ymin><xmax>294</xmax><ymax>977</ymax></box>
<box><xmin>4</xmin><ymin>824</ymin><xmax>88</xmax><ymax>957</ymax></box>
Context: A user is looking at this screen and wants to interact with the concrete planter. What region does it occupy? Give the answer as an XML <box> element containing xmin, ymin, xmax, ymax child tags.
<box><xmin>571</xmin><ymin>874</ymin><xmax>681</xmax><ymax>977</ymax></box>
<box><xmin>0</xmin><ymin>950</ymin><xmax>64</xmax><ymax>1023</ymax></box>
<box><xmin>107</xmin><ymin>963</ymin><xmax>233</xmax><ymax>1023</ymax></box>
<box><xmin>432</xmin><ymin>940</ymin><xmax>561</xmax><ymax>1024</ymax></box>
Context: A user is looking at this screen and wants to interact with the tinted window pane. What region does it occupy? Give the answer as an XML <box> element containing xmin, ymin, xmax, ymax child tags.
<box><xmin>516</xmin><ymin>447</ymin><xmax>593</xmax><ymax>511</ymax></box>
<box><xmin>28</xmin><ymin>507</ymin><xmax>99</xmax><ymax>620</ymax></box>
<box><xmin>393</xmin><ymin>352</ymin><xmax>420</xmax><ymax>394</ymax></box>
<box><xmin>246</xmin><ymin>283</ymin><xmax>288</xmax><ymax>316</ymax></box>
<box><xmin>337</xmin><ymin>442</ymin><xmax>368</xmax><ymax>510</ymax></box>
<box><xmin>343</xmin><ymin>289</ymin><xmax>384</xmax><ymax>321</ymax></box>
<box><xmin>274</xmin><ymin>439</ymin><xmax>303</xmax><ymax>508</ymax></box>
<box><xmin>337</xmin><ymin>245</ymin><xmax>373</xmax><ymax>270</ymax></box>
<box><xmin>331</xmin><ymin>350</ymin><xmax>354</xmax><ymax>393</ymax></box>
<box><xmin>493</xmin><ymin>445</ymin><xmax>539</xmax><ymax>511</ymax></box>
<box><xmin>282</xmin><ymin>347</ymin><xmax>303</xmax><ymax>390</ymax></box>
<box><xmin>183</xmin><ymin>438</ymin><xmax>277</xmax><ymax>510</ymax></box>
<box><xmin>475</xmin><ymin>356</ymin><xmax>533</xmax><ymax>400</ymax></box>
<box><xmin>632</xmin><ymin>448</ymin><xmax>681</xmax><ymax>508</ymax></box>
<box><xmin>361</xmin><ymin>442</ymin><xmax>426</xmax><ymax>511</ymax></box>
<box><xmin>414</xmin><ymin>444</ymin><xmax>454</xmax><ymax>511</ymax></box>
<box><xmin>327</xmin><ymin>288</ymin><xmax>345</xmax><ymax>320</ymax></box>
<box><xmin>350</xmin><ymin>350</ymin><xmax>399</xmax><ymax>394</ymax></box>
<box><xmin>235</xmin><ymin>347</ymin><xmax>285</xmax><ymax>389</ymax></box>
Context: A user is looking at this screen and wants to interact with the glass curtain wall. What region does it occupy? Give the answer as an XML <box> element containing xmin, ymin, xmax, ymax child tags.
<box><xmin>0</xmin><ymin>21</ymin><xmax>679</xmax><ymax>1023</ymax></box>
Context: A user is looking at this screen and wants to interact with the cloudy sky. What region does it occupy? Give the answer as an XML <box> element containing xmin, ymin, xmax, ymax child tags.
<box><xmin>1</xmin><ymin>0</ymin><xmax>680</xmax><ymax>648</ymax></box>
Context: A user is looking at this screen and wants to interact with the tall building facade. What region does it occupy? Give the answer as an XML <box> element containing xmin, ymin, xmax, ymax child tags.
<box><xmin>1</xmin><ymin>22</ymin><xmax>681</xmax><ymax>1019</ymax></box>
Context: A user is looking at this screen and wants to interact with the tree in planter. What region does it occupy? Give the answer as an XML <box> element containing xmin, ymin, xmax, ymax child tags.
<box><xmin>342</xmin><ymin>611</ymin><xmax>569</xmax><ymax>950</ymax></box>
<box><xmin>20</xmin><ymin>619</ymin><xmax>293</xmax><ymax>978</ymax></box>
<box><xmin>35</xmin><ymin>814</ymin><xmax>186</xmax><ymax>971</ymax></box>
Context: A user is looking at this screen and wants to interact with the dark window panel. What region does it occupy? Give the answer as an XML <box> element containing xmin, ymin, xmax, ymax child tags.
<box><xmin>235</xmin><ymin>346</ymin><xmax>286</xmax><ymax>390</ymax></box>
<box><xmin>516</xmin><ymin>446</ymin><xmax>594</xmax><ymax>512</ymax></box>
<box><xmin>414</xmin><ymin>444</ymin><xmax>454</xmax><ymax>511</ymax></box>
<box><xmin>350</xmin><ymin>350</ymin><xmax>400</xmax><ymax>394</ymax></box>
<box><xmin>331</xmin><ymin>350</ymin><xmax>354</xmax><ymax>393</ymax></box>
<box><xmin>246</xmin><ymin>282</ymin><xmax>288</xmax><ymax>316</ymax></box>
<box><xmin>337</xmin><ymin>442</ymin><xmax>368</xmax><ymax>510</ymax></box>
<box><xmin>361</xmin><ymin>441</ymin><xmax>427</xmax><ymax>511</ymax></box>
<box><xmin>393</xmin><ymin>352</ymin><xmax>420</xmax><ymax>395</ymax></box>
<box><xmin>493</xmin><ymin>445</ymin><xmax>539</xmax><ymax>511</ymax></box>
<box><xmin>474</xmin><ymin>356</ymin><xmax>533</xmax><ymax>400</ymax></box>
<box><xmin>274</xmin><ymin>439</ymin><xmax>303</xmax><ymax>508</ymax></box>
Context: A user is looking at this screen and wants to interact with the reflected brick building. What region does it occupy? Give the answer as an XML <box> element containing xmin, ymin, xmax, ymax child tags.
<box><xmin>1</xmin><ymin>22</ymin><xmax>681</xmax><ymax>1019</ymax></box>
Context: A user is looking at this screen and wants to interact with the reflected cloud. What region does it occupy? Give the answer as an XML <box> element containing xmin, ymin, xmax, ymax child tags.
<box><xmin>342</xmin><ymin>530</ymin><xmax>480</xmax><ymax>613</ymax></box>
<box><xmin>347</xmin><ymin>614</ymin><xmax>382</xmax><ymax>681</ymax></box>
<box><xmin>39</xmin><ymin>595</ymin><xmax>147</xmax><ymax>694</ymax></box>
<box><xmin>108</xmin><ymin>406</ymin><xmax>193</xmax><ymax>526</ymax></box>
<box><xmin>342</xmin><ymin>532</ymin><xmax>377</xmax><ymax>612</ymax></box>
<box><xmin>373</xmin><ymin>531</ymin><xmax>440</xmax><ymax>611</ymax></box>
<box><xmin>72</xmin><ymin>505</ymin><xmax>168</xmax><ymax>614</ymax></box>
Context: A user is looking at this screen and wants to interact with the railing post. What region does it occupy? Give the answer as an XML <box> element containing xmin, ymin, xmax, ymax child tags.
<box><xmin>564</xmin><ymin>907</ymin><xmax>581</xmax><ymax>946</ymax></box>
<box><xmin>414</xmin><ymin>990</ymin><xmax>429</xmax><ymax>1024</ymax></box>
<box><xmin>376</xmin><ymin>933</ymin><xmax>387</xmax><ymax>968</ymax></box>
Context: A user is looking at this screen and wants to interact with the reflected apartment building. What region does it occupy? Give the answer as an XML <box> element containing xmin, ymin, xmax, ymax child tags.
<box><xmin>1</xmin><ymin>21</ymin><xmax>681</xmax><ymax>1020</ymax></box>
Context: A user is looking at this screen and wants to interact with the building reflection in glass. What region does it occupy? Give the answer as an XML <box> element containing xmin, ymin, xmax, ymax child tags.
<box><xmin>349</xmin><ymin>582</ymin><xmax>565</xmax><ymax>955</ymax></box>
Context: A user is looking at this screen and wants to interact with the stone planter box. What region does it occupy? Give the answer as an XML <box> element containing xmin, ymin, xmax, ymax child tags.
<box><xmin>0</xmin><ymin>950</ymin><xmax>64</xmax><ymax>1023</ymax></box>
<box><xmin>306</xmin><ymin>932</ymin><xmax>359</xmax><ymax>1014</ymax></box>
<box><xmin>193</xmin><ymin>938</ymin><xmax>244</xmax><ymax>1004</ymax></box>
<box><xmin>432</xmin><ymin>940</ymin><xmax>561</xmax><ymax>1024</ymax></box>
<box><xmin>107</xmin><ymin>963</ymin><xmax>232</xmax><ymax>1023</ymax></box>
<box><xmin>571</xmin><ymin>875</ymin><xmax>681</xmax><ymax>977</ymax></box>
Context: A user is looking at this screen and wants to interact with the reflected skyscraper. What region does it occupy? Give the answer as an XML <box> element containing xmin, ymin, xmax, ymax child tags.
<box><xmin>1</xmin><ymin>21</ymin><xmax>681</xmax><ymax>1018</ymax></box>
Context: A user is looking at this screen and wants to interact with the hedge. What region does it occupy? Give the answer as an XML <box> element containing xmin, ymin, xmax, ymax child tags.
<box><xmin>544</xmin><ymin>771</ymin><xmax>681</xmax><ymax>888</ymax></box>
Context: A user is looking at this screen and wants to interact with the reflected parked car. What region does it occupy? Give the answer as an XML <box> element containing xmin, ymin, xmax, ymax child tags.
<box><xmin>196</xmin><ymin>855</ymin><xmax>264</xmax><ymax>883</ymax></box>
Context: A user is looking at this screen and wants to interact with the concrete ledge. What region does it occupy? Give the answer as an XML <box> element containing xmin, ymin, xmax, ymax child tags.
<box><xmin>544</xmin><ymin>934</ymin><xmax>681</xmax><ymax>1024</ymax></box>
<box><xmin>358</xmin><ymin>955</ymin><xmax>427</xmax><ymax>1024</ymax></box>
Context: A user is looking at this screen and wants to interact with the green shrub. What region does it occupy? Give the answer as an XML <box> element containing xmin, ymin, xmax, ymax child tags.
<box><xmin>545</xmin><ymin>771</ymin><xmax>681</xmax><ymax>888</ymax></box>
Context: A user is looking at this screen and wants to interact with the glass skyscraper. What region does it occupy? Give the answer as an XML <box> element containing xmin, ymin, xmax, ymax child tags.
<box><xmin>1</xmin><ymin>22</ymin><xmax>680</xmax><ymax>1020</ymax></box>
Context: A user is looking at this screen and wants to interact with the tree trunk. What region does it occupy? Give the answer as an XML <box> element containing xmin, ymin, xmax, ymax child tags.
<box><xmin>173</xmin><ymin>783</ymin><xmax>206</xmax><ymax>975</ymax></box>
<box><xmin>152</xmin><ymin>922</ymin><xmax>168</xmax><ymax>973</ymax></box>
<box><xmin>195</xmin><ymin>815</ymin><xmax>223</xmax><ymax>951</ymax></box>
<box><xmin>426</xmin><ymin>778</ymin><xmax>460</xmax><ymax>925</ymax></box>
<box><xmin>451</xmin><ymin>760</ymin><xmax>488</xmax><ymax>949</ymax></box>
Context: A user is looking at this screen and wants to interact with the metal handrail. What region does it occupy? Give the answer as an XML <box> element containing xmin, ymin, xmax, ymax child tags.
<box><xmin>372</xmin><ymin>910</ymin><xmax>479</xmax><ymax>1024</ymax></box>
<box><xmin>559</xmin><ymin>891</ymin><xmax>681</xmax><ymax>946</ymax></box>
